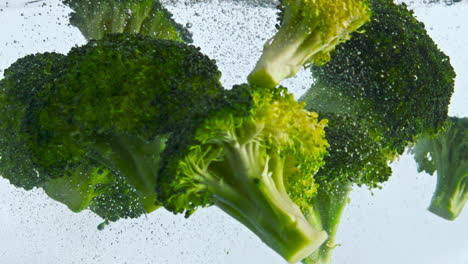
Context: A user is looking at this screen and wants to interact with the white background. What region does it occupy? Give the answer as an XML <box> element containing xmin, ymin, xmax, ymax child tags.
<box><xmin>0</xmin><ymin>0</ymin><xmax>467</xmax><ymax>263</ymax></box>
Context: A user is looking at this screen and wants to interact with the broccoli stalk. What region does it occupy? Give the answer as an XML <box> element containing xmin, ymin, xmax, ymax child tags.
<box><xmin>412</xmin><ymin>117</ymin><xmax>468</xmax><ymax>220</ymax></box>
<box><xmin>158</xmin><ymin>85</ymin><xmax>330</xmax><ymax>263</ymax></box>
<box><xmin>63</xmin><ymin>0</ymin><xmax>192</xmax><ymax>42</ymax></box>
<box><xmin>303</xmin><ymin>182</ymin><xmax>352</xmax><ymax>264</ymax></box>
<box><xmin>247</xmin><ymin>0</ymin><xmax>370</xmax><ymax>87</ymax></box>
<box><xmin>197</xmin><ymin>143</ymin><xmax>327</xmax><ymax>263</ymax></box>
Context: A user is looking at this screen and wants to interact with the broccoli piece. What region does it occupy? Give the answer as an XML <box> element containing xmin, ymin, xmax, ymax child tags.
<box><xmin>63</xmin><ymin>0</ymin><xmax>192</xmax><ymax>42</ymax></box>
<box><xmin>0</xmin><ymin>34</ymin><xmax>223</xmax><ymax>225</ymax></box>
<box><xmin>295</xmin><ymin>113</ymin><xmax>393</xmax><ymax>264</ymax></box>
<box><xmin>157</xmin><ymin>84</ymin><xmax>330</xmax><ymax>263</ymax></box>
<box><xmin>247</xmin><ymin>0</ymin><xmax>371</xmax><ymax>87</ymax></box>
<box><xmin>308</xmin><ymin>0</ymin><xmax>455</xmax><ymax>155</ymax></box>
<box><xmin>412</xmin><ymin>117</ymin><xmax>468</xmax><ymax>221</ymax></box>
<box><xmin>297</xmin><ymin>0</ymin><xmax>456</xmax><ymax>262</ymax></box>
<box><xmin>0</xmin><ymin>52</ymin><xmax>66</xmax><ymax>189</ymax></box>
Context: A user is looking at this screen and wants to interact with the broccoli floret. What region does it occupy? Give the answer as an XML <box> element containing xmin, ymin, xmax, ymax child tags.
<box><xmin>297</xmin><ymin>0</ymin><xmax>456</xmax><ymax>262</ymax></box>
<box><xmin>63</xmin><ymin>0</ymin><xmax>192</xmax><ymax>42</ymax></box>
<box><xmin>307</xmin><ymin>0</ymin><xmax>455</xmax><ymax>155</ymax></box>
<box><xmin>0</xmin><ymin>52</ymin><xmax>66</xmax><ymax>189</ymax></box>
<box><xmin>0</xmin><ymin>34</ymin><xmax>222</xmax><ymax>225</ymax></box>
<box><xmin>412</xmin><ymin>117</ymin><xmax>468</xmax><ymax>221</ymax></box>
<box><xmin>157</xmin><ymin>84</ymin><xmax>329</xmax><ymax>263</ymax></box>
<box><xmin>296</xmin><ymin>113</ymin><xmax>393</xmax><ymax>264</ymax></box>
<box><xmin>247</xmin><ymin>0</ymin><xmax>371</xmax><ymax>87</ymax></box>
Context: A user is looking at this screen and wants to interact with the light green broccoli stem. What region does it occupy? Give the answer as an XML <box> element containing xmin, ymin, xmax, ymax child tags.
<box><xmin>93</xmin><ymin>133</ymin><xmax>167</xmax><ymax>213</ymax></box>
<box><xmin>429</xmin><ymin>174</ymin><xmax>468</xmax><ymax>221</ymax></box>
<box><xmin>196</xmin><ymin>138</ymin><xmax>327</xmax><ymax>263</ymax></box>
<box><xmin>248</xmin><ymin>0</ymin><xmax>370</xmax><ymax>87</ymax></box>
<box><xmin>248</xmin><ymin>21</ymin><xmax>322</xmax><ymax>87</ymax></box>
<box><xmin>41</xmin><ymin>167</ymin><xmax>114</xmax><ymax>213</ymax></box>
<box><xmin>426</xmin><ymin>130</ymin><xmax>468</xmax><ymax>221</ymax></box>
<box><xmin>303</xmin><ymin>182</ymin><xmax>352</xmax><ymax>264</ymax></box>
<box><xmin>64</xmin><ymin>0</ymin><xmax>191</xmax><ymax>42</ymax></box>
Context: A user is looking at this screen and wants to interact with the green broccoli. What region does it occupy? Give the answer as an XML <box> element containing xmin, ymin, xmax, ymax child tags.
<box><xmin>157</xmin><ymin>84</ymin><xmax>330</xmax><ymax>263</ymax></box>
<box><xmin>412</xmin><ymin>117</ymin><xmax>468</xmax><ymax>221</ymax></box>
<box><xmin>298</xmin><ymin>0</ymin><xmax>456</xmax><ymax>262</ymax></box>
<box><xmin>297</xmin><ymin>113</ymin><xmax>393</xmax><ymax>264</ymax></box>
<box><xmin>63</xmin><ymin>0</ymin><xmax>192</xmax><ymax>42</ymax></box>
<box><xmin>247</xmin><ymin>0</ymin><xmax>371</xmax><ymax>87</ymax></box>
<box><xmin>307</xmin><ymin>0</ymin><xmax>455</xmax><ymax>155</ymax></box>
<box><xmin>0</xmin><ymin>34</ymin><xmax>222</xmax><ymax>225</ymax></box>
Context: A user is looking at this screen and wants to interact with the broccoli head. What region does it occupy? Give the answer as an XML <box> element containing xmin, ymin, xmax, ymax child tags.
<box><xmin>308</xmin><ymin>0</ymin><xmax>456</xmax><ymax>155</ymax></box>
<box><xmin>296</xmin><ymin>0</ymin><xmax>457</xmax><ymax>261</ymax></box>
<box><xmin>157</xmin><ymin>84</ymin><xmax>329</xmax><ymax>263</ymax></box>
<box><xmin>0</xmin><ymin>52</ymin><xmax>66</xmax><ymax>189</ymax></box>
<box><xmin>63</xmin><ymin>0</ymin><xmax>192</xmax><ymax>42</ymax></box>
<box><xmin>412</xmin><ymin>117</ymin><xmax>468</xmax><ymax>221</ymax></box>
<box><xmin>0</xmin><ymin>34</ymin><xmax>223</xmax><ymax>225</ymax></box>
<box><xmin>248</xmin><ymin>0</ymin><xmax>371</xmax><ymax>87</ymax></box>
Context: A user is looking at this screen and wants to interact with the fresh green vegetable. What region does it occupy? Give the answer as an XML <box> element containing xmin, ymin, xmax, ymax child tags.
<box><xmin>63</xmin><ymin>0</ymin><xmax>192</xmax><ymax>42</ymax></box>
<box><xmin>0</xmin><ymin>34</ymin><xmax>222</xmax><ymax>225</ymax></box>
<box><xmin>299</xmin><ymin>0</ymin><xmax>456</xmax><ymax>262</ymax></box>
<box><xmin>412</xmin><ymin>117</ymin><xmax>468</xmax><ymax>221</ymax></box>
<box><xmin>248</xmin><ymin>0</ymin><xmax>371</xmax><ymax>87</ymax></box>
<box><xmin>296</xmin><ymin>113</ymin><xmax>393</xmax><ymax>264</ymax></box>
<box><xmin>157</xmin><ymin>84</ymin><xmax>330</xmax><ymax>263</ymax></box>
<box><xmin>307</xmin><ymin>0</ymin><xmax>455</xmax><ymax>155</ymax></box>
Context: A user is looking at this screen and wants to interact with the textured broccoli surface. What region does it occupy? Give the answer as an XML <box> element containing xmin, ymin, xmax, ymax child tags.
<box><xmin>0</xmin><ymin>34</ymin><xmax>222</xmax><ymax>225</ymax></box>
<box><xmin>308</xmin><ymin>0</ymin><xmax>455</xmax><ymax>155</ymax></box>
<box><xmin>298</xmin><ymin>0</ymin><xmax>456</xmax><ymax>262</ymax></box>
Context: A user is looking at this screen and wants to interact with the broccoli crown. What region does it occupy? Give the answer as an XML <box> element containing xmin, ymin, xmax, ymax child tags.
<box><xmin>412</xmin><ymin>117</ymin><xmax>468</xmax><ymax>220</ymax></box>
<box><xmin>157</xmin><ymin>84</ymin><xmax>329</xmax><ymax>263</ymax></box>
<box><xmin>0</xmin><ymin>33</ymin><xmax>222</xmax><ymax>224</ymax></box>
<box><xmin>63</xmin><ymin>0</ymin><xmax>192</xmax><ymax>42</ymax></box>
<box><xmin>248</xmin><ymin>0</ymin><xmax>370</xmax><ymax>87</ymax></box>
<box><xmin>310</xmin><ymin>0</ymin><xmax>455</xmax><ymax>154</ymax></box>
<box><xmin>0</xmin><ymin>52</ymin><xmax>66</xmax><ymax>189</ymax></box>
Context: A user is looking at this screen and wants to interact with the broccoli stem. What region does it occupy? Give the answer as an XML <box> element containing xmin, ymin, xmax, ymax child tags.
<box><xmin>428</xmin><ymin>162</ymin><xmax>468</xmax><ymax>221</ymax></box>
<box><xmin>201</xmin><ymin>140</ymin><xmax>327</xmax><ymax>263</ymax></box>
<box><xmin>424</xmin><ymin>124</ymin><xmax>468</xmax><ymax>221</ymax></box>
<box><xmin>248</xmin><ymin>22</ymin><xmax>321</xmax><ymax>87</ymax></box>
<box><xmin>93</xmin><ymin>134</ymin><xmax>167</xmax><ymax>213</ymax></box>
<box><xmin>303</xmin><ymin>182</ymin><xmax>352</xmax><ymax>264</ymax></box>
<box><xmin>41</xmin><ymin>167</ymin><xmax>113</xmax><ymax>213</ymax></box>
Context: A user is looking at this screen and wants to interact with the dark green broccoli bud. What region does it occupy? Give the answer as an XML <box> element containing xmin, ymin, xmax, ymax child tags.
<box><xmin>0</xmin><ymin>52</ymin><xmax>66</xmax><ymax>189</ymax></box>
<box><xmin>412</xmin><ymin>117</ymin><xmax>468</xmax><ymax>221</ymax></box>
<box><xmin>63</xmin><ymin>0</ymin><xmax>192</xmax><ymax>42</ymax></box>
<box><xmin>0</xmin><ymin>34</ymin><xmax>222</xmax><ymax>224</ymax></box>
<box><xmin>248</xmin><ymin>0</ymin><xmax>371</xmax><ymax>87</ymax></box>
<box><xmin>157</xmin><ymin>84</ymin><xmax>330</xmax><ymax>263</ymax></box>
<box><xmin>309</xmin><ymin>0</ymin><xmax>456</xmax><ymax>155</ymax></box>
